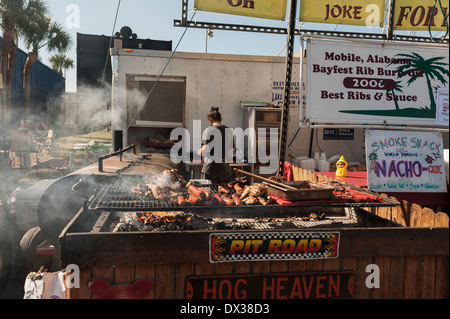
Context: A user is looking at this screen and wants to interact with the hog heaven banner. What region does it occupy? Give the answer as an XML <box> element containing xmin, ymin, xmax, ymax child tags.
<box><xmin>305</xmin><ymin>38</ymin><xmax>449</xmax><ymax>126</ymax></box>
<box><xmin>365</xmin><ymin>130</ymin><xmax>447</xmax><ymax>193</ymax></box>
<box><xmin>194</xmin><ymin>0</ymin><xmax>287</xmax><ymax>20</ymax></box>
<box><xmin>300</xmin><ymin>0</ymin><xmax>385</xmax><ymax>27</ymax></box>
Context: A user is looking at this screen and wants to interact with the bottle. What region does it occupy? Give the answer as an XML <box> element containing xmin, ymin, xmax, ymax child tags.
<box><xmin>335</xmin><ymin>156</ymin><xmax>347</xmax><ymax>177</ymax></box>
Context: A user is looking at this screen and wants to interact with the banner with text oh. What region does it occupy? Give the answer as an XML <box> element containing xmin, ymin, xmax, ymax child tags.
<box><xmin>194</xmin><ymin>0</ymin><xmax>288</xmax><ymax>20</ymax></box>
<box><xmin>300</xmin><ymin>0</ymin><xmax>385</xmax><ymax>27</ymax></box>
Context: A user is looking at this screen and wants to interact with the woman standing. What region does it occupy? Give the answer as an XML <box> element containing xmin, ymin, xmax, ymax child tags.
<box><xmin>199</xmin><ymin>107</ymin><xmax>233</xmax><ymax>183</ymax></box>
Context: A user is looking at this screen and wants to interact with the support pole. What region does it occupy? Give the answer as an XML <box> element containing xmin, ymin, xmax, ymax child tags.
<box><xmin>278</xmin><ymin>0</ymin><xmax>297</xmax><ymax>177</ymax></box>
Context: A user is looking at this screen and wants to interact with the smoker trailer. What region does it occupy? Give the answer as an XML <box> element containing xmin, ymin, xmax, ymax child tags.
<box><xmin>54</xmin><ymin>148</ymin><xmax>448</xmax><ymax>299</ymax></box>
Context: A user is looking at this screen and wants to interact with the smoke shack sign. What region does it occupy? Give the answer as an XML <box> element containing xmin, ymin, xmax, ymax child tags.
<box><xmin>365</xmin><ymin>130</ymin><xmax>447</xmax><ymax>193</ymax></box>
<box><xmin>305</xmin><ymin>38</ymin><xmax>449</xmax><ymax>126</ymax></box>
<box><xmin>210</xmin><ymin>231</ymin><xmax>339</xmax><ymax>263</ymax></box>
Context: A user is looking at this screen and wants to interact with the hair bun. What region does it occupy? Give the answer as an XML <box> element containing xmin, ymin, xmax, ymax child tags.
<box><xmin>211</xmin><ymin>107</ymin><xmax>219</xmax><ymax>111</ymax></box>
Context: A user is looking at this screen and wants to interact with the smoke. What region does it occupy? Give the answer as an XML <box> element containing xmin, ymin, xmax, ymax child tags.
<box><xmin>73</xmin><ymin>83</ymin><xmax>112</xmax><ymax>129</ymax></box>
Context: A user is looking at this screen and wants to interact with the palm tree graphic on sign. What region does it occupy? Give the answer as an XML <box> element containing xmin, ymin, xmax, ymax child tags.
<box><xmin>340</xmin><ymin>52</ymin><xmax>449</xmax><ymax>118</ymax></box>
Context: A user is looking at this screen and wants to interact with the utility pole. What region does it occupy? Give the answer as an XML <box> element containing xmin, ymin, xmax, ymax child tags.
<box><xmin>278</xmin><ymin>0</ymin><xmax>297</xmax><ymax>177</ymax></box>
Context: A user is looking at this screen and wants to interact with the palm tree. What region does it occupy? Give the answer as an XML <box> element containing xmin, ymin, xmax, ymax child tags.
<box><xmin>387</xmin><ymin>80</ymin><xmax>404</xmax><ymax>110</ymax></box>
<box><xmin>0</xmin><ymin>0</ymin><xmax>48</xmax><ymax>121</ymax></box>
<box><xmin>49</xmin><ymin>53</ymin><xmax>74</xmax><ymax>77</ymax></box>
<box><xmin>21</xmin><ymin>11</ymin><xmax>72</xmax><ymax>115</ymax></box>
<box><xmin>390</xmin><ymin>52</ymin><xmax>449</xmax><ymax>114</ymax></box>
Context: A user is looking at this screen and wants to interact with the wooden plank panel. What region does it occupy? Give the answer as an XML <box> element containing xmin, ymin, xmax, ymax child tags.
<box><xmin>270</xmin><ymin>261</ymin><xmax>288</xmax><ymax>273</ymax></box>
<box><xmin>387</xmin><ymin>256</ymin><xmax>405</xmax><ymax>299</ymax></box>
<box><xmin>91</xmin><ymin>266</ymin><xmax>114</xmax><ymax>299</ymax></box>
<box><xmin>435</xmin><ymin>255</ymin><xmax>449</xmax><ymax>299</ymax></box>
<box><xmin>214</xmin><ymin>262</ymin><xmax>233</xmax><ymax>274</ymax></box>
<box><xmin>401</xmin><ymin>200</ymin><xmax>411</xmax><ymax>227</ymax></box>
<box><xmin>322</xmin><ymin>258</ymin><xmax>341</xmax><ymax>271</ymax></box>
<box><xmin>251</xmin><ymin>261</ymin><xmax>271</xmax><ymax>274</ymax></box>
<box><xmin>70</xmin><ymin>267</ymin><xmax>92</xmax><ymax>299</ymax></box>
<box><xmin>420</xmin><ymin>208</ymin><xmax>436</xmax><ymax>228</ymax></box>
<box><xmin>134</xmin><ymin>263</ymin><xmax>156</xmax><ymax>299</ymax></box>
<box><xmin>410</xmin><ymin>203</ymin><xmax>422</xmax><ymax>228</ymax></box>
<box><xmin>340</xmin><ymin>257</ymin><xmax>357</xmax><ymax>298</ymax></box>
<box><xmin>374</xmin><ymin>256</ymin><xmax>390</xmax><ymax>299</ymax></box>
<box><xmin>435</xmin><ymin>212</ymin><xmax>449</xmax><ymax>227</ymax></box>
<box><xmin>403</xmin><ymin>256</ymin><xmax>421</xmax><ymax>299</ymax></box>
<box><xmin>154</xmin><ymin>264</ymin><xmax>176</xmax><ymax>299</ymax></box>
<box><xmin>195</xmin><ymin>262</ymin><xmax>215</xmax><ymax>275</ymax></box>
<box><xmin>354</xmin><ymin>257</ymin><xmax>373</xmax><ymax>299</ymax></box>
<box><xmin>113</xmin><ymin>264</ymin><xmax>134</xmax><ymax>284</ymax></box>
<box><xmin>305</xmin><ymin>259</ymin><xmax>323</xmax><ymax>271</ymax></box>
<box><xmin>288</xmin><ymin>260</ymin><xmax>307</xmax><ymax>272</ymax></box>
<box><xmin>175</xmin><ymin>263</ymin><xmax>194</xmax><ymax>299</ymax></box>
<box><xmin>421</xmin><ymin>256</ymin><xmax>436</xmax><ymax>299</ymax></box>
<box><xmin>233</xmin><ymin>261</ymin><xmax>252</xmax><ymax>274</ymax></box>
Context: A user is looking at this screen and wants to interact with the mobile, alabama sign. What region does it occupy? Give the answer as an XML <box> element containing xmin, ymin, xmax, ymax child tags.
<box><xmin>305</xmin><ymin>38</ymin><xmax>449</xmax><ymax>126</ymax></box>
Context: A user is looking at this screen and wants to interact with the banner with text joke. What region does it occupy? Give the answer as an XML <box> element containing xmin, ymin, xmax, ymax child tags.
<box><xmin>365</xmin><ymin>130</ymin><xmax>447</xmax><ymax>193</ymax></box>
<box><xmin>305</xmin><ymin>38</ymin><xmax>449</xmax><ymax>126</ymax></box>
<box><xmin>194</xmin><ymin>0</ymin><xmax>287</xmax><ymax>20</ymax></box>
<box><xmin>300</xmin><ymin>0</ymin><xmax>385</xmax><ymax>27</ymax></box>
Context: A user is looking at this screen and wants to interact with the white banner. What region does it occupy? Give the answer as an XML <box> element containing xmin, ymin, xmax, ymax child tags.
<box><xmin>305</xmin><ymin>38</ymin><xmax>449</xmax><ymax>126</ymax></box>
<box><xmin>435</xmin><ymin>88</ymin><xmax>449</xmax><ymax>126</ymax></box>
<box><xmin>365</xmin><ymin>130</ymin><xmax>447</xmax><ymax>193</ymax></box>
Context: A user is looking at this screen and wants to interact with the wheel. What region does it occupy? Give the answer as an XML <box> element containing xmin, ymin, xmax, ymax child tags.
<box><xmin>20</xmin><ymin>227</ymin><xmax>53</xmax><ymax>273</ymax></box>
<box><xmin>0</xmin><ymin>214</ymin><xmax>12</xmax><ymax>296</ymax></box>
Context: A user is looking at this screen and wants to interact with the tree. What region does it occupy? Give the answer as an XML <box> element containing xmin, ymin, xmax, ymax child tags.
<box><xmin>49</xmin><ymin>53</ymin><xmax>74</xmax><ymax>77</ymax></box>
<box><xmin>391</xmin><ymin>53</ymin><xmax>449</xmax><ymax>114</ymax></box>
<box><xmin>0</xmin><ymin>0</ymin><xmax>48</xmax><ymax>122</ymax></box>
<box><xmin>386</xmin><ymin>80</ymin><xmax>404</xmax><ymax>111</ymax></box>
<box><xmin>21</xmin><ymin>9</ymin><xmax>72</xmax><ymax>115</ymax></box>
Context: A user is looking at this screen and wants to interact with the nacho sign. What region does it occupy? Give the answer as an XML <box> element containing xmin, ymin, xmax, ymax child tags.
<box><xmin>185</xmin><ymin>271</ymin><xmax>354</xmax><ymax>299</ymax></box>
<box><xmin>366</xmin><ymin>130</ymin><xmax>447</xmax><ymax>192</ymax></box>
<box><xmin>210</xmin><ymin>232</ymin><xmax>340</xmax><ymax>263</ymax></box>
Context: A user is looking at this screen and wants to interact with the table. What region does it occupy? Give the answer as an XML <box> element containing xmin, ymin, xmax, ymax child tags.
<box><xmin>316</xmin><ymin>171</ymin><xmax>449</xmax><ymax>207</ymax></box>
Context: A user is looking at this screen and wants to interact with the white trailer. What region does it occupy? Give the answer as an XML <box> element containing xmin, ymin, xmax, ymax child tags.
<box><xmin>109</xmin><ymin>48</ymin><xmax>375</xmax><ymax>173</ymax></box>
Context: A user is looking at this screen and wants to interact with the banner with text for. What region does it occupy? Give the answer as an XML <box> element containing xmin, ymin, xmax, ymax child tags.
<box><xmin>365</xmin><ymin>130</ymin><xmax>447</xmax><ymax>193</ymax></box>
<box><xmin>194</xmin><ymin>0</ymin><xmax>287</xmax><ymax>20</ymax></box>
<box><xmin>394</xmin><ymin>0</ymin><xmax>449</xmax><ymax>31</ymax></box>
<box><xmin>300</xmin><ymin>0</ymin><xmax>385</xmax><ymax>27</ymax></box>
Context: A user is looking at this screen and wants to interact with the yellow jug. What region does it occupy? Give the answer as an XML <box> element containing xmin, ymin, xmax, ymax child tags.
<box><xmin>335</xmin><ymin>156</ymin><xmax>347</xmax><ymax>177</ymax></box>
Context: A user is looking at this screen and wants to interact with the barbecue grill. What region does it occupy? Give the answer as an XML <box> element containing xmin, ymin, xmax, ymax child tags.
<box><xmin>52</xmin><ymin>148</ymin><xmax>449</xmax><ymax>300</ymax></box>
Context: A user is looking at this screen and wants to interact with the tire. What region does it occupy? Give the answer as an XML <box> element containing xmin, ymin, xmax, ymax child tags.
<box><xmin>20</xmin><ymin>227</ymin><xmax>53</xmax><ymax>273</ymax></box>
<box><xmin>0</xmin><ymin>234</ymin><xmax>12</xmax><ymax>296</ymax></box>
<box><xmin>0</xmin><ymin>215</ymin><xmax>12</xmax><ymax>296</ymax></box>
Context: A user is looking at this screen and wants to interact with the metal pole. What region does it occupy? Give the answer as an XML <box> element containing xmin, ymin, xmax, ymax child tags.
<box><xmin>278</xmin><ymin>0</ymin><xmax>297</xmax><ymax>177</ymax></box>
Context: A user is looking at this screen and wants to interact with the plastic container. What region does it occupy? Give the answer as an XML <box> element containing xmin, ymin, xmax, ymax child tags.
<box><xmin>335</xmin><ymin>156</ymin><xmax>348</xmax><ymax>177</ymax></box>
<box><xmin>318</xmin><ymin>159</ymin><xmax>330</xmax><ymax>172</ymax></box>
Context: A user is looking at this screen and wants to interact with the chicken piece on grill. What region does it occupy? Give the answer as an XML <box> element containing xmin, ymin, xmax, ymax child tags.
<box><xmin>217</xmin><ymin>185</ymin><xmax>229</xmax><ymax>194</ymax></box>
<box><xmin>148</xmin><ymin>184</ymin><xmax>172</xmax><ymax>200</ymax></box>
<box><xmin>240</xmin><ymin>183</ymin><xmax>267</xmax><ymax>199</ymax></box>
<box><xmin>258</xmin><ymin>195</ymin><xmax>272</xmax><ymax>206</ymax></box>
<box><xmin>243</xmin><ymin>196</ymin><xmax>259</xmax><ymax>205</ymax></box>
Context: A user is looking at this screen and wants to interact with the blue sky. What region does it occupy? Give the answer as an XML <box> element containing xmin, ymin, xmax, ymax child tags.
<box><xmin>18</xmin><ymin>0</ymin><xmax>439</xmax><ymax>92</ymax></box>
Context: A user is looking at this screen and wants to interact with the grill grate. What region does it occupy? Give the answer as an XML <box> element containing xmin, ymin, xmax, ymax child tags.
<box><xmin>88</xmin><ymin>183</ymin><xmax>398</xmax><ymax>212</ymax></box>
<box><xmin>89</xmin><ymin>185</ymin><xmax>179</xmax><ymax>210</ymax></box>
